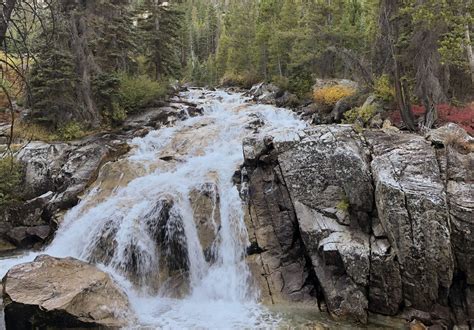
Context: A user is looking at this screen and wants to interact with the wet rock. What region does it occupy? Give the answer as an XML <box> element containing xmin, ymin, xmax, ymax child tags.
<box><xmin>124</xmin><ymin>105</ymin><xmax>194</xmax><ymax>131</ymax></box>
<box><xmin>246</xmin><ymin>83</ymin><xmax>281</xmax><ymax>104</ymax></box>
<box><xmin>242</xmin><ymin>135</ymin><xmax>274</xmax><ymax>166</ymax></box>
<box><xmin>0</xmin><ymin>191</ymin><xmax>54</xmax><ymax>249</ymax></box>
<box><xmin>425</xmin><ymin>123</ymin><xmax>474</xmax><ymax>152</ymax></box>
<box><xmin>245</xmin><ymin>113</ymin><xmax>265</xmax><ymax>130</ymax></box>
<box><xmin>277</xmin><ymin>126</ymin><xmax>374</xmax><ymax>233</ymax></box>
<box><xmin>275</xmin><ymin>91</ymin><xmax>299</xmax><ymax>108</ymax></box>
<box><xmin>331</xmin><ymin>92</ymin><xmax>367</xmax><ymax>123</ymax></box>
<box><xmin>301</xmin><ymin>103</ymin><xmax>320</xmax><ymax>119</ymax></box>
<box><xmin>429</xmin><ymin>124</ymin><xmax>474</xmax><ymax>324</ymax></box>
<box><xmin>243</xmin><ymin>123</ymin><xmax>473</xmax><ymax>325</ymax></box>
<box><xmin>0</xmin><ymin>136</ymin><xmax>130</xmax><ymax>250</ymax></box>
<box><xmin>17</xmin><ymin>139</ymin><xmax>129</xmax><ymax>207</ymax></box>
<box><xmin>190</xmin><ymin>183</ymin><xmax>221</xmax><ymax>259</ymax></box>
<box><xmin>144</xmin><ymin>198</ymin><xmax>189</xmax><ymax>295</ymax></box>
<box><xmin>2</xmin><ymin>255</ymin><xmax>132</xmax><ymax>329</ymax></box>
<box><xmin>6</xmin><ymin>225</ymin><xmax>51</xmax><ymax>247</ymax></box>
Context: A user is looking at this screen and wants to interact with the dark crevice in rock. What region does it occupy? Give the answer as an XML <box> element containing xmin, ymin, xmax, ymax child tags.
<box><xmin>275</xmin><ymin>162</ymin><xmax>324</xmax><ymax>307</ymax></box>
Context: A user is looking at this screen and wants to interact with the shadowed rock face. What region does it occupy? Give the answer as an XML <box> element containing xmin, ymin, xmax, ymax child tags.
<box><xmin>242</xmin><ymin>123</ymin><xmax>473</xmax><ymax>327</ymax></box>
<box><xmin>2</xmin><ymin>255</ymin><xmax>132</xmax><ymax>329</ymax></box>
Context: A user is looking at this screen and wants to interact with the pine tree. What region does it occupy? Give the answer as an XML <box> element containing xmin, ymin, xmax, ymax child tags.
<box><xmin>29</xmin><ymin>23</ymin><xmax>78</xmax><ymax>127</ymax></box>
<box><xmin>138</xmin><ymin>1</ymin><xmax>184</xmax><ymax>80</ymax></box>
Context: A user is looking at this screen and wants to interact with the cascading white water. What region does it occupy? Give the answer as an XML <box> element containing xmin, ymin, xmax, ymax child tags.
<box><xmin>0</xmin><ymin>89</ymin><xmax>307</xmax><ymax>328</ymax></box>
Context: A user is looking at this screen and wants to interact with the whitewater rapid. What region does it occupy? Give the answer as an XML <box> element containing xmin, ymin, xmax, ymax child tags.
<box><xmin>0</xmin><ymin>89</ymin><xmax>307</xmax><ymax>328</ymax></box>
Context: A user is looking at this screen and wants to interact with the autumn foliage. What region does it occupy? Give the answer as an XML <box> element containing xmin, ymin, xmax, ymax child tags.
<box><xmin>389</xmin><ymin>103</ymin><xmax>474</xmax><ymax>134</ymax></box>
<box><xmin>313</xmin><ymin>86</ymin><xmax>355</xmax><ymax>106</ymax></box>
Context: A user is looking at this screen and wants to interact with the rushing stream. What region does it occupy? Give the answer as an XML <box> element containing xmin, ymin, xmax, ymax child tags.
<box><xmin>0</xmin><ymin>89</ymin><xmax>309</xmax><ymax>328</ymax></box>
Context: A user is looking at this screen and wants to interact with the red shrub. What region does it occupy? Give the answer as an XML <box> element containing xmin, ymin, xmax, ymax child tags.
<box><xmin>389</xmin><ymin>103</ymin><xmax>474</xmax><ymax>134</ymax></box>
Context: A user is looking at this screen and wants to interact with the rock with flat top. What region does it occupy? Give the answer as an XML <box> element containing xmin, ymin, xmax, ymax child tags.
<box><xmin>2</xmin><ymin>255</ymin><xmax>132</xmax><ymax>329</ymax></box>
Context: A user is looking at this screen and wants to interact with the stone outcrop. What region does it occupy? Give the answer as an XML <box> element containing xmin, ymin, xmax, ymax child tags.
<box><xmin>242</xmin><ymin>123</ymin><xmax>473</xmax><ymax>327</ymax></box>
<box><xmin>2</xmin><ymin>255</ymin><xmax>132</xmax><ymax>329</ymax></box>
<box><xmin>245</xmin><ymin>83</ymin><xmax>299</xmax><ymax>108</ymax></box>
<box><xmin>0</xmin><ymin>137</ymin><xmax>129</xmax><ymax>250</ymax></box>
<box><xmin>242</xmin><ymin>136</ymin><xmax>317</xmax><ymax>306</ymax></box>
<box><xmin>366</xmin><ymin>131</ymin><xmax>454</xmax><ymax>310</ymax></box>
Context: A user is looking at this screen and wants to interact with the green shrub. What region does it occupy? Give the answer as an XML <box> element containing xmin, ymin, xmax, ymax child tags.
<box><xmin>287</xmin><ymin>69</ymin><xmax>314</xmax><ymax>98</ymax></box>
<box><xmin>271</xmin><ymin>75</ymin><xmax>290</xmax><ymax>91</ymax></box>
<box><xmin>343</xmin><ymin>104</ymin><xmax>377</xmax><ymax>124</ymax></box>
<box><xmin>119</xmin><ymin>74</ymin><xmax>168</xmax><ymax>114</ymax></box>
<box><xmin>58</xmin><ymin>122</ymin><xmax>86</xmax><ymax>141</ymax></box>
<box><xmin>0</xmin><ymin>157</ymin><xmax>22</xmax><ymax>207</ymax></box>
<box><xmin>373</xmin><ymin>75</ymin><xmax>395</xmax><ymax>103</ymax></box>
<box><xmin>336</xmin><ymin>197</ymin><xmax>350</xmax><ymax>212</ymax></box>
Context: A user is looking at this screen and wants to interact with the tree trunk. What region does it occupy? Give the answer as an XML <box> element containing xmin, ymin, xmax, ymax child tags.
<box><xmin>69</xmin><ymin>11</ymin><xmax>101</xmax><ymax>128</ymax></box>
<box><xmin>383</xmin><ymin>0</ymin><xmax>416</xmax><ymax>131</ymax></box>
<box><xmin>0</xmin><ymin>0</ymin><xmax>17</xmax><ymax>46</ymax></box>
<box><xmin>412</xmin><ymin>27</ymin><xmax>446</xmax><ymax>129</ymax></box>
<box><xmin>394</xmin><ymin>60</ymin><xmax>417</xmax><ymax>131</ymax></box>
<box><xmin>465</xmin><ymin>22</ymin><xmax>474</xmax><ymax>85</ymax></box>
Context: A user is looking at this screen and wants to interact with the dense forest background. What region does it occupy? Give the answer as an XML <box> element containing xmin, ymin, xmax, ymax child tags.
<box><xmin>0</xmin><ymin>0</ymin><xmax>473</xmax><ymax>134</ymax></box>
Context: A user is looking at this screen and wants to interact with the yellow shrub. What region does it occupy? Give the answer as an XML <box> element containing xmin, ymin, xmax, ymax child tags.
<box><xmin>313</xmin><ymin>85</ymin><xmax>355</xmax><ymax>105</ymax></box>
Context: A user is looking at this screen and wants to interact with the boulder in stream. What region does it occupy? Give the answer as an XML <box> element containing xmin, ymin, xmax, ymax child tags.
<box><xmin>2</xmin><ymin>255</ymin><xmax>132</xmax><ymax>329</ymax></box>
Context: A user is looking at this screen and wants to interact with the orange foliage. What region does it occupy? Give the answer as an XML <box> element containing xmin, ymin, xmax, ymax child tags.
<box><xmin>313</xmin><ymin>85</ymin><xmax>355</xmax><ymax>105</ymax></box>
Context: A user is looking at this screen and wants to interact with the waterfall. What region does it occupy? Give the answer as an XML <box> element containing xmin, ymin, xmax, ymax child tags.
<box><xmin>0</xmin><ymin>89</ymin><xmax>307</xmax><ymax>328</ymax></box>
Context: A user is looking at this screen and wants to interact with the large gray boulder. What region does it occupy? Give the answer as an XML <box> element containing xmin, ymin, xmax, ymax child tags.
<box><xmin>2</xmin><ymin>255</ymin><xmax>132</xmax><ymax>329</ymax></box>
<box><xmin>275</xmin><ymin>126</ymin><xmax>374</xmax><ymax>323</ymax></box>
<box><xmin>365</xmin><ymin>131</ymin><xmax>454</xmax><ymax>310</ymax></box>
<box><xmin>242</xmin><ymin>123</ymin><xmax>473</xmax><ymax>326</ymax></box>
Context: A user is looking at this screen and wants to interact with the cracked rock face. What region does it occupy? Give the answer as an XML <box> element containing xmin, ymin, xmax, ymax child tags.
<box><xmin>243</xmin><ymin>152</ymin><xmax>316</xmax><ymax>305</ymax></box>
<box><xmin>2</xmin><ymin>255</ymin><xmax>132</xmax><ymax>329</ymax></box>
<box><xmin>242</xmin><ymin>124</ymin><xmax>473</xmax><ymax>326</ymax></box>
<box><xmin>366</xmin><ymin>131</ymin><xmax>454</xmax><ymax>310</ymax></box>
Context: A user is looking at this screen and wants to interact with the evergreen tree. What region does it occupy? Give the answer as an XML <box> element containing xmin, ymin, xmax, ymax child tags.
<box><xmin>138</xmin><ymin>1</ymin><xmax>184</xmax><ymax>80</ymax></box>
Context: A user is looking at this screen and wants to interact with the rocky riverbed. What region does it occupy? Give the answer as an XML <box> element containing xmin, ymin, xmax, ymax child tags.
<box><xmin>0</xmin><ymin>88</ymin><xmax>472</xmax><ymax>329</ymax></box>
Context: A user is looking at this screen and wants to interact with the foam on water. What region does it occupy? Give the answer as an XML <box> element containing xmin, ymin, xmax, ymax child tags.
<box><xmin>0</xmin><ymin>89</ymin><xmax>307</xmax><ymax>328</ymax></box>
